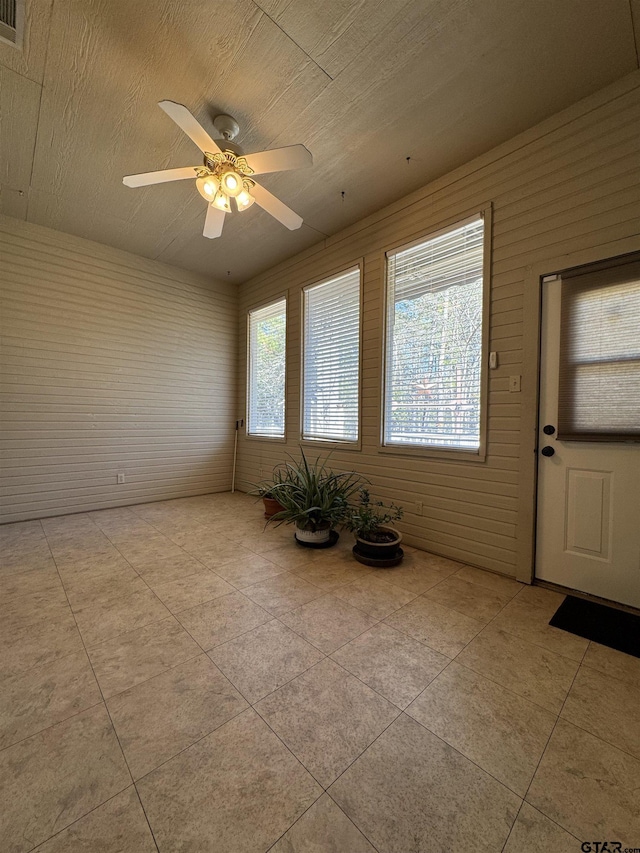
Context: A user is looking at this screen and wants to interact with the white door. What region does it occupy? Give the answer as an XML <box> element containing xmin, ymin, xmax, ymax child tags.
<box><xmin>536</xmin><ymin>260</ymin><xmax>640</xmax><ymax>609</ymax></box>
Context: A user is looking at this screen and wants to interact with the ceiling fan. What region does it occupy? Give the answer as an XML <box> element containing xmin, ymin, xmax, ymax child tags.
<box><xmin>123</xmin><ymin>101</ymin><xmax>312</xmax><ymax>239</ymax></box>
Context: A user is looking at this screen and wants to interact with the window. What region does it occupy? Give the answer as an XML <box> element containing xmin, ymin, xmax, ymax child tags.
<box><xmin>247</xmin><ymin>297</ymin><xmax>286</xmax><ymax>438</ymax></box>
<box><xmin>558</xmin><ymin>254</ymin><xmax>640</xmax><ymax>441</ymax></box>
<box><xmin>302</xmin><ymin>268</ymin><xmax>361</xmax><ymax>442</ymax></box>
<box><xmin>384</xmin><ymin>215</ymin><xmax>485</xmax><ymax>450</ymax></box>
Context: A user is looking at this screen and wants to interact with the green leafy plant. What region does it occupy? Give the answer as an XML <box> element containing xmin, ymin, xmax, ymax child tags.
<box><xmin>268</xmin><ymin>448</ymin><xmax>364</xmax><ymax>532</ymax></box>
<box><xmin>343</xmin><ymin>487</ymin><xmax>403</xmax><ymax>543</ymax></box>
<box><xmin>250</xmin><ymin>465</ymin><xmax>296</xmax><ymax>500</ymax></box>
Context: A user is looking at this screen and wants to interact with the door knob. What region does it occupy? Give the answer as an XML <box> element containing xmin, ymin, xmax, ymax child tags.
<box><xmin>541</xmin><ymin>446</ymin><xmax>555</xmax><ymax>457</ymax></box>
<box><xmin>543</xmin><ymin>424</ymin><xmax>556</xmax><ymax>435</ymax></box>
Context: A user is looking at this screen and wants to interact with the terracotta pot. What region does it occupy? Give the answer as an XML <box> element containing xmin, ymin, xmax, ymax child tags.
<box><xmin>262</xmin><ymin>496</ymin><xmax>285</xmax><ymax>519</ymax></box>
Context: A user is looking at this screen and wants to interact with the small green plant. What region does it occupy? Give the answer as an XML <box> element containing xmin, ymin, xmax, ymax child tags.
<box><xmin>268</xmin><ymin>448</ymin><xmax>364</xmax><ymax>532</ymax></box>
<box><xmin>343</xmin><ymin>487</ymin><xmax>403</xmax><ymax>543</ymax></box>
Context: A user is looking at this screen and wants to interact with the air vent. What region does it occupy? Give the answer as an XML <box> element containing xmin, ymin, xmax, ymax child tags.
<box><xmin>0</xmin><ymin>0</ymin><xmax>21</xmax><ymax>47</ymax></box>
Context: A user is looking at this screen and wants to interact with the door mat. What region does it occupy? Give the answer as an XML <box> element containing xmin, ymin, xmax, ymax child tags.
<box><xmin>549</xmin><ymin>595</ymin><xmax>640</xmax><ymax>659</ymax></box>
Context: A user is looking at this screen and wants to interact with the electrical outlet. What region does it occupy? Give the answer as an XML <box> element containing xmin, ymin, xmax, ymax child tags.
<box><xmin>509</xmin><ymin>375</ymin><xmax>521</xmax><ymax>393</ymax></box>
<box><xmin>415</xmin><ymin>501</ymin><xmax>423</xmax><ymax>516</ymax></box>
<box><xmin>117</xmin><ymin>472</ymin><xmax>125</xmax><ymax>484</ymax></box>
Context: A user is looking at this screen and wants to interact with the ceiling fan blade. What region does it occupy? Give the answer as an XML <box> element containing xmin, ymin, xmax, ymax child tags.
<box><xmin>123</xmin><ymin>166</ymin><xmax>199</xmax><ymax>188</ymax></box>
<box><xmin>243</xmin><ymin>144</ymin><xmax>312</xmax><ymax>176</ymax></box>
<box><xmin>203</xmin><ymin>204</ymin><xmax>225</xmax><ymax>239</ymax></box>
<box><xmin>158</xmin><ymin>100</ymin><xmax>222</xmax><ymax>155</ymax></box>
<box><xmin>251</xmin><ymin>182</ymin><xmax>303</xmax><ymax>230</ymax></box>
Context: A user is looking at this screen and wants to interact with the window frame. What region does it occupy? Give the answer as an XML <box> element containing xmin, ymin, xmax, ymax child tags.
<box><xmin>379</xmin><ymin>205</ymin><xmax>492</xmax><ymax>462</ymax></box>
<box><xmin>246</xmin><ymin>292</ymin><xmax>288</xmax><ymax>442</ymax></box>
<box><xmin>299</xmin><ymin>261</ymin><xmax>364</xmax><ymax>450</ymax></box>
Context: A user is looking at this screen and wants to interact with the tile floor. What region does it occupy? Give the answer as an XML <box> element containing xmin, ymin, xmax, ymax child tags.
<box><xmin>1</xmin><ymin>492</ymin><xmax>639</xmax><ymax>852</ymax></box>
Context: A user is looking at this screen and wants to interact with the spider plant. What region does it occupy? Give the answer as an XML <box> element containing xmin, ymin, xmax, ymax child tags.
<box><xmin>268</xmin><ymin>448</ymin><xmax>364</xmax><ymax>533</ymax></box>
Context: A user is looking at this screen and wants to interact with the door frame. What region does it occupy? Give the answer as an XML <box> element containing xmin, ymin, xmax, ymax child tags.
<box><xmin>517</xmin><ymin>235</ymin><xmax>640</xmax><ymax>583</ymax></box>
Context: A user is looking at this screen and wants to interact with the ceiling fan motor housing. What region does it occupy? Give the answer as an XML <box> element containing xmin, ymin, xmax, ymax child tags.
<box><xmin>213</xmin><ymin>114</ymin><xmax>240</xmax><ymax>141</ymax></box>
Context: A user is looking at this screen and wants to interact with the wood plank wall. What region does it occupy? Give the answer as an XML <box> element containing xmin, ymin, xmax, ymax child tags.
<box><xmin>235</xmin><ymin>72</ymin><xmax>640</xmax><ymax>578</ymax></box>
<box><xmin>0</xmin><ymin>216</ymin><xmax>237</xmax><ymax>522</ymax></box>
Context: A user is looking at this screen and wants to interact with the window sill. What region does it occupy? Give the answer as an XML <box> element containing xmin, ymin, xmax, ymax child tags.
<box><xmin>377</xmin><ymin>443</ymin><xmax>486</xmax><ymax>463</ymax></box>
<box><xmin>300</xmin><ymin>437</ymin><xmax>362</xmax><ymax>453</ymax></box>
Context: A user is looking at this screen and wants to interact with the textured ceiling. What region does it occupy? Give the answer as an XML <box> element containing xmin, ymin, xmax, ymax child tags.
<box><xmin>1</xmin><ymin>0</ymin><xmax>638</xmax><ymax>282</ymax></box>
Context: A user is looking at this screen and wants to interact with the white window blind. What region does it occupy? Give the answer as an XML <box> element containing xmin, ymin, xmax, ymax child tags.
<box><xmin>558</xmin><ymin>255</ymin><xmax>640</xmax><ymax>441</ymax></box>
<box><xmin>247</xmin><ymin>298</ymin><xmax>286</xmax><ymax>437</ymax></box>
<box><xmin>303</xmin><ymin>268</ymin><xmax>361</xmax><ymax>442</ymax></box>
<box><xmin>384</xmin><ymin>216</ymin><xmax>485</xmax><ymax>449</ymax></box>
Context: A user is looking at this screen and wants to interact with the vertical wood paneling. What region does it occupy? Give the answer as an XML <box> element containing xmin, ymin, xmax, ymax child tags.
<box><xmin>0</xmin><ymin>216</ymin><xmax>237</xmax><ymax>522</ymax></box>
<box><xmin>235</xmin><ymin>74</ymin><xmax>640</xmax><ymax>578</ymax></box>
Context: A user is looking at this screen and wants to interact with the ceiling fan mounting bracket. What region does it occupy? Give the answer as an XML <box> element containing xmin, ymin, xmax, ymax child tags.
<box><xmin>213</xmin><ymin>114</ymin><xmax>240</xmax><ymax>141</ymax></box>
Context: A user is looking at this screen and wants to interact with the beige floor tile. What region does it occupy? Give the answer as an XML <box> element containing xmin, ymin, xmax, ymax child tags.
<box><xmin>0</xmin><ymin>519</ymin><xmax>45</xmax><ymax>544</ymax></box>
<box><xmin>527</xmin><ymin>719</ymin><xmax>640</xmax><ymax>846</ymax></box>
<box><xmin>87</xmin><ymin>616</ymin><xmax>201</xmax><ymax>698</ymax></box>
<box><xmin>0</xmin><ymin>552</ymin><xmax>56</xmax><ymax>577</ymax></box>
<box><xmin>130</xmin><ymin>551</ymin><xmax>205</xmax><ymax>586</ymax></box>
<box><xmin>74</xmin><ymin>588</ymin><xmax>171</xmax><ymax>647</ymax></box>
<box><xmin>381</xmin><ymin>560</ymin><xmax>454</xmax><ymax>595</ymax></box>
<box><xmin>0</xmin><ymin>567</ymin><xmax>63</xmax><ymax>604</ymax></box>
<box><xmin>209</xmin><ymin>620</ymin><xmax>324</xmax><ymax>703</ymax></box>
<box><xmin>174</xmin><ymin>536</ymin><xmax>257</xmax><ymax>570</ymax></box>
<box><xmin>280</xmin><ymin>595</ymin><xmax>377</xmax><ymax>655</ymax></box>
<box><xmin>54</xmin><ymin>552</ymin><xmax>131</xmax><ymax>580</ymax></box>
<box><xmin>0</xmin><ymin>614</ymin><xmax>84</xmax><ymax>680</ymax></box>
<box><xmin>0</xmin><ymin>704</ymin><xmax>131</xmax><ymax>853</ymax></box>
<box><xmin>33</xmin><ymin>786</ymin><xmax>157</xmax><ymax>853</ymax></box>
<box><xmin>411</xmin><ymin>551</ymin><xmax>464</xmax><ymax>575</ymax></box>
<box><xmin>243</xmin><ymin>572</ymin><xmax>324</xmax><ymax>617</ymax></box>
<box><xmin>407</xmin><ymin>662</ymin><xmax>556</xmax><ymax>795</ymax></box>
<box><xmin>212</xmin><ymin>553</ymin><xmax>285</xmax><ymax>588</ymax></box>
<box><xmin>137</xmin><ymin>709</ymin><xmax>321</xmax><ymax>852</ymax></box>
<box><xmin>107</xmin><ymin>654</ymin><xmax>248</xmax><ymax>779</ymax></box>
<box><xmin>256</xmin><ymin>658</ymin><xmax>399</xmax><ymax>787</ymax></box>
<box><xmin>150</xmin><ymin>569</ymin><xmax>234</xmax><ymax>612</ymax></box>
<box><xmin>232</xmin><ymin>529</ymin><xmax>289</xmax><ymax>554</ymax></box>
<box><xmin>384</xmin><ymin>596</ymin><xmax>484</xmax><ymax>657</ymax></box>
<box><xmin>503</xmin><ymin>803</ymin><xmax>580</xmax><ymax>853</ymax></box>
<box><xmin>331</xmin><ymin>622</ymin><xmax>449</xmax><ymax>709</ymax></box>
<box><xmin>256</xmin><ymin>543</ymin><xmax>320</xmax><ymax>572</ymax></box>
<box><xmin>424</xmin><ymin>575</ymin><xmax>514</xmax><ymax>623</ymax></box>
<box><xmin>561</xmin><ymin>665</ymin><xmax>640</xmax><ymax>759</ymax></box>
<box><xmin>271</xmin><ymin>793</ymin><xmax>376</xmax><ymax>853</ymax></box>
<box><xmin>329</xmin><ymin>713</ymin><xmax>520</xmax><ymax>853</ymax></box>
<box><xmin>64</xmin><ymin>568</ymin><xmax>148</xmax><ymax>612</ymax></box>
<box><xmin>457</xmin><ymin>627</ymin><xmax>578</xmax><ymax>714</ymax></box>
<box><xmin>0</xmin><ymin>650</ymin><xmax>101</xmax><ymax>750</ymax></box>
<box><xmin>332</xmin><ymin>574</ymin><xmax>418</xmax><ymax>619</ymax></box>
<box><xmin>0</xmin><ymin>586</ymin><xmax>71</xmax><ymax>631</ymax></box>
<box><xmin>291</xmin><ymin>559</ymin><xmax>374</xmax><ymax>591</ymax></box>
<box><xmin>454</xmin><ymin>565</ymin><xmax>523</xmax><ymax>597</ymax></box>
<box><xmin>582</xmin><ymin>641</ymin><xmax>640</xmax><ymax>686</ymax></box>
<box><xmin>490</xmin><ymin>597</ymin><xmax>589</xmax><ymax>662</ymax></box>
<box><xmin>177</xmin><ymin>591</ymin><xmax>272</xmax><ymax>649</ymax></box>
<box><xmin>514</xmin><ymin>584</ymin><xmax>566</xmax><ymax>616</ymax></box>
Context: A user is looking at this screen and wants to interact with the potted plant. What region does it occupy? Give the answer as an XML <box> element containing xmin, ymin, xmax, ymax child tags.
<box><xmin>268</xmin><ymin>449</ymin><xmax>363</xmax><ymax>546</ymax></box>
<box><xmin>251</xmin><ymin>467</ymin><xmax>293</xmax><ymax>519</ymax></box>
<box><xmin>343</xmin><ymin>487</ymin><xmax>404</xmax><ymax>566</ymax></box>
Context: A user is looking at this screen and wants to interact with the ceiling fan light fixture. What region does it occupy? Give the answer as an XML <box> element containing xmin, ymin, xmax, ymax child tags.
<box><xmin>196</xmin><ymin>174</ymin><xmax>219</xmax><ymax>201</ymax></box>
<box><xmin>236</xmin><ymin>188</ymin><xmax>255</xmax><ymax>212</ymax></box>
<box><xmin>213</xmin><ymin>190</ymin><xmax>231</xmax><ymax>212</ymax></box>
<box><xmin>220</xmin><ymin>169</ymin><xmax>243</xmax><ymax>197</ymax></box>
